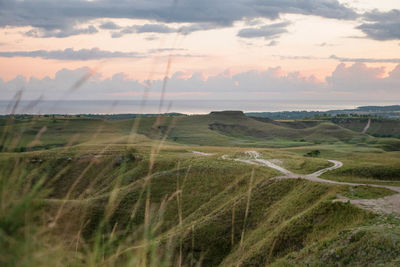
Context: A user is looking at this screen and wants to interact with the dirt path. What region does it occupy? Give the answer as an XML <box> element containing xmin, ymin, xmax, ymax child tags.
<box><xmin>362</xmin><ymin>118</ymin><xmax>371</xmax><ymax>134</ymax></box>
<box><xmin>226</xmin><ymin>151</ymin><xmax>400</xmax><ymax>217</ymax></box>
<box><xmin>191</xmin><ymin>151</ymin><xmax>215</xmax><ymax>156</ymax></box>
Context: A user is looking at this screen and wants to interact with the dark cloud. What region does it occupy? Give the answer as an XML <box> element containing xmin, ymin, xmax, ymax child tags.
<box><xmin>330</xmin><ymin>55</ymin><xmax>400</xmax><ymax>63</ymax></box>
<box><xmin>0</xmin><ymin>0</ymin><xmax>358</xmax><ymax>38</ymax></box>
<box><xmin>145</xmin><ymin>35</ymin><xmax>159</xmax><ymax>41</ymax></box>
<box><xmin>111</xmin><ymin>22</ymin><xmax>216</xmax><ymax>38</ymax></box>
<box><xmin>363</xmin><ymin>9</ymin><xmax>399</xmax><ymax>22</ymax></box>
<box><xmin>24</xmin><ymin>26</ymin><xmax>98</xmax><ymax>38</ymax></box>
<box><xmin>358</xmin><ymin>9</ymin><xmax>400</xmax><ymax>41</ymax></box>
<box><xmin>237</xmin><ymin>22</ymin><xmax>290</xmax><ymax>40</ymax></box>
<box><xmin>178</xmin><ymin>23</ymin><xmax>217</xmax><ymax>35</ymax></box>
<box><xmin>135</xmin><ymin>24</ymin><xmax>176</xmax><ymax>33</ymax></box>
<box><xmin>99</xmin><ymin>21</ymin><xmax>121</xmax><ymax>30</ymax></box>
<box><xmin>0</xmin><ymin>48</ymin><xmax>143</xmax><ymax>60</ymax></box>
<box><xmin>112</xmin><ymin>23</ymin><xmax>178</xmax><ymax>38</ymax></box>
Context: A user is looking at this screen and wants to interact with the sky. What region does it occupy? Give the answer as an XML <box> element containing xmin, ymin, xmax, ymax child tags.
<box><xmin>0</xmin><ymin>0</ymin><xmax>399</xmax><ymax>112</ymax></box>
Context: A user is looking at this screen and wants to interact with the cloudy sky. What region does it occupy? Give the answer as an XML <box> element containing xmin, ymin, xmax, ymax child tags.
<box><xmin>0</xmin><ymin>0</ymin><xmax>399</xmax><ymax>111</ymax></box>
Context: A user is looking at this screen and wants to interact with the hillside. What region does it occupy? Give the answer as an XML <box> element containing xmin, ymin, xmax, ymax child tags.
<box><xmin>3</xmin><ymin>111</ymin><xmax>400</xmax><ymax>153</ymax></box>
<box><xmin>329</xmin><ymin>117</ymin><xmax>400</xmax><ymax>138</ymax></box>
<box><xmin>247</xmin><ymin>105</ymin><xmax>400</xmax><ymax>120</ymax></box>
<box><xmin>134</xmin><ymin>111</ymin><xmax>374</xmax><ymax>147</ymax></box>
<box><xmin>4</xmin><ymin>113</ymin><xmax>400</xmax><ymax>184</ymax></box>
<box><xmin>1</xmin><ymin>113</ymin><xmax>400</xmax><ymax>266</ymax></box>
<box><xmin>2</xmin><ymin>145</ymin><xmax>400</xmax><ymax>266</ymax></box>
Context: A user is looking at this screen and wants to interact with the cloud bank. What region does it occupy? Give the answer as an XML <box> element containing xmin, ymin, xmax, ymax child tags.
<box><xmin>330</xmin><ymin>55</ymin><xmax>400</xmax><ymax>63</ymax></box>
<box><xmin>1</xmin><ymin>63</ymin><xmax>399</xmax><ymax>101</ymax></box>
<box><xmin>358</xmin><ymin>9</ymin><xmax>400</xmax><ymax>41</ymax></box>
<box><xmin>2</xmin><ymin>1</ymin><xmax>399</xmax><ymax>42</ymax></box>
<box><xmin>24</xmin><ymin>26</ymin><xmax>99</xmax><ymax>38</ymax></box>
<box><xmin>0</xmin><ymin>0</ymin><xmax>357</xmax><ymax>38</ymax></box>
<box><xmin>0</xmin><ymin>48</ymin><xmax>143</xmax><ymax>60</ymax></box>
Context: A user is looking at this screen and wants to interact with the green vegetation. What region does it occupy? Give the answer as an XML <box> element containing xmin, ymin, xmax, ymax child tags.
<box><xmin>304</xmin><ymin>150</ymin><xmax>320</xmax><ymax>157</ymax></box>
<box><xmin>274</xmin><ymin>224</ymin><xmax>400</xmax><ymax>266</ymax></box>
<box><xmin>247</xmin><ymin>105</ymin><xmax>400</xmax><ymax>120</ymax></box>
<box><xmin>330</xmin><ymin>117</ymin><xmax>400</xmax><ymax>138</ymax></box>
<box><xmin>342</xmin><ymin>185</ymin><xmax>397</xmax><ymax>199</ymax></box>
<box><xmin>1</xmin><ymin>111</ymin><xmax>400</xmax><ymax>266</ymax></box>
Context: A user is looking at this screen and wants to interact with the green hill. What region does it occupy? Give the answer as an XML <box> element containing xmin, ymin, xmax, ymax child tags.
<box><xmin>134</xmin><ymin>111</ymin><xmax>373</xmax><ymax>147</ymax></box>
<box><xmin>2</xmin><ymin>146</ymin><xmax>399</xmax><ymax>266</ymax></box>
<box><xmin>3</xmin><ymin>112</ymin><xmax>400</xmax><ymax>154</ymax></box>
<box><xmin>329</xmin><ymin>117</ymin><xmax>400</xmax><ymax>138</ymax></box>
<box><xmin>0</xmin><ymin>111</ymin><xmax>391</xmax><ymax>152</ymax></box>
<box><xmin>247</xmin><ymin>105</ymin><xmax>400</xmax><ymax>120</ymax></box>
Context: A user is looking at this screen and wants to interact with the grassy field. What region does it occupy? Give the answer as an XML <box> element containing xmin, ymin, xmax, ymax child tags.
<box><xmin>1</xmin><ymin>113</ymin><xmax>400</xmax><ymax>266</ymax></box>
<box><xmin>329</xmin><ymin>117</ymin><xmax>400</xmax><ymax>138</ymax></box>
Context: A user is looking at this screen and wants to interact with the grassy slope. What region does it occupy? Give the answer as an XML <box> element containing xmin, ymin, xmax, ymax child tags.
<box><xmin>2</xmin><ymin>144</ymin><xmax>399</xmax><ymax>266</ymax></box>
<box><xmin>330</xmin><ymin>117</ymin><xmax>400</xmax><ymax>138</ymax></box>
<box><xmin>3</xmin><ymin>113</ymin><xmax>398</xmax><ymax>151</ymax></box>
<box><xmin>1</xmin><ymin>115</ymin><xmax>400</xmax><ymax>266</ymax></box>
<box><xmin>2</xmin><ymin>114</ymin><xmax>400</xmax><ymax>186</ymax></box>
<box><xmin>282</xmin><ymin>144</ymin><xmax>400</xmax><ymax>185</ymax></box>
<box><xmin>151</xmin><ymin>111</ymin><xmax>372</xmax><ymax>147</ymax></box>
<box><xmin>273</xmin><ymin>215</ymin><xmax>400</xmax><ymax>266</ymax></box>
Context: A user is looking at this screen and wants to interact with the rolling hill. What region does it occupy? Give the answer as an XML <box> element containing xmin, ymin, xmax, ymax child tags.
<box><xmin>2</xmin><ymin>112</ymin><xmax>400</xmax><ymax>266</ymax></box>
<box><xmin>134</xmin><ymin>111</ymin><xmax>374</xmax><ymax>147</ymax></box>
<box><xmin>1</xmin><ymin>111</ymin><xmax>395</xmax><ymax>152</ymax></box>
<box><xmin>329</xmin><ymin>117</ymin><xmax>400</xmax><ymax>138</ymax></box>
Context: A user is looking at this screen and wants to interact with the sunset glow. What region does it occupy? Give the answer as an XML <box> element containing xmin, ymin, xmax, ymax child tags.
<box><xmin>0</xmin><ymin>0</ymin><xmax>399</xmax><ymax>109</ymax></box>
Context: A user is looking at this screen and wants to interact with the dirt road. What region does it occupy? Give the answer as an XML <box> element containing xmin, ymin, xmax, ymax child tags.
<box><xmin>362</xmin><ymin>118</ymin><xmax>371</xmax><ymax>134</ymax></box>
<box><xmin>227</xmin><ymin>151</ymin><xmax>400</xmax><ymax>216</ymax></box>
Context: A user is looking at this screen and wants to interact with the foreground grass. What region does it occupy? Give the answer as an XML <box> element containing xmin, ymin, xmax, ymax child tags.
<box><xmin>273</xmin><ymin>215</ymin><xmax>400</xmax><ymax>266</ymax></box>
<box><xmin>2</xmin><ymin>145</ymin><xmax>398</xmax><ymax>266</ymax></box>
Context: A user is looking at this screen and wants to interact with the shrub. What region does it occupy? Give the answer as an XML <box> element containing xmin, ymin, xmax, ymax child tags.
<box><xmin>304</xmin><ymin>150</ymin><xmax>320</xmax><ymax>157</ymax></box>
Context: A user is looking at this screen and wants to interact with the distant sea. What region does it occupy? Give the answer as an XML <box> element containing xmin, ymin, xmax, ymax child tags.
<box><xmin>1</xmin><ymin>100</ymin><xmax>399</xmax><ymax>115</ymax></box>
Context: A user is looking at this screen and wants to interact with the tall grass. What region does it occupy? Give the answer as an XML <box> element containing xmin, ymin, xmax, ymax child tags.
<box><xmin>0</xmin><ymin>89</ymin><xmax>180</xmax><ymax>267</ymax></box>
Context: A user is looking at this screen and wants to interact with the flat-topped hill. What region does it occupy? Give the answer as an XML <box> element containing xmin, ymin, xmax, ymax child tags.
<box><xmin>210</xmin><ymin>110</ymin><xmax>246</xmax><ymax>117</ymax></box>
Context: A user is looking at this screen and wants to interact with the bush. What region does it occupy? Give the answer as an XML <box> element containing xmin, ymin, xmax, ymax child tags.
<box><xmin>14</xmin><ymin>146</ymin><xmax>27</xmax><ymax>152</ymax></box>
<box><xmin>304</xmin><ymin>150</ymin><xmax>320</xmax><ymax>157</ymax></box>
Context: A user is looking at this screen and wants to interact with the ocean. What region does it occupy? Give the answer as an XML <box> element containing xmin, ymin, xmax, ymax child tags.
<box><xmin>1</xmin><ymin>99</ymin><xmax>399</xmax><ymax>115</ymax></box>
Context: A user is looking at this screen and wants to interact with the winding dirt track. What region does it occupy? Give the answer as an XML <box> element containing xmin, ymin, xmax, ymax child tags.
<box><xmin>362</xmin><ymin>118</ymin><xmax>371</xmax><ymax>134</ymax></box>
<box><xmin>227</xmin><ymin>151</ymin><xmax>400</xmax><ymax>216</ymax></box>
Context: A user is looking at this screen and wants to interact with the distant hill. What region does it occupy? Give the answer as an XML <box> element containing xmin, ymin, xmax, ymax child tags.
<box><xmin>246</xmin><ymin>105</ymin><xmax>400</xmax><ymax>120</ymax></box>
<box><xmin>4</xmin><ymin>105</ymin><xmax>399</xmax><ymax>120</ymax></box>
<box><xmin>329</xmin><ymin>117</ymin><xmax>400</xmax><ymax>138</ymax></box>
<box><xmin>134</xmin><ymin>110</ymin><xmax>373</xmax><ymax>147</ymax></box>
<box><xmin>81</xmin><ymin>113</ymin><xmax>184</xmax><ymax>120</ymax></box>
<box><xmin>3</xmin><ymin>110</ymin><xmax>400</xmax><ymax>151</ymax></box>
